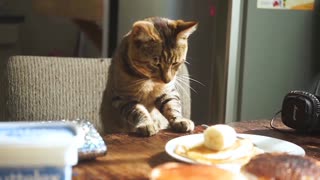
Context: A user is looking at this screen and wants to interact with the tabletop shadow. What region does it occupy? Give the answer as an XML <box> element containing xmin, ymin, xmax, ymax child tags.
<box><xmin>147</xmin><ymin>151</ymin><xmax>178</xmax><ymax>168</ymax></box>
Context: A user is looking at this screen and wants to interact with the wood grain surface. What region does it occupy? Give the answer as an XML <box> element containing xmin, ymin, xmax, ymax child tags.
<box><xmin>72</xmin><ymin>119</ymin><xmax>320</xmax><ymax>179</ymax></box>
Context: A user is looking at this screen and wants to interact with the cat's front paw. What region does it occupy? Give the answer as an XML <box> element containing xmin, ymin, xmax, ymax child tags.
<box><xmin>135</xmin><ymin>121</ymin><xmax>159</xmax><ymax>136</ymax></box>
<box><xmin>170</xmin><ymin>118</ymin><xmax>194</xmax><ymax>132</ymax></box>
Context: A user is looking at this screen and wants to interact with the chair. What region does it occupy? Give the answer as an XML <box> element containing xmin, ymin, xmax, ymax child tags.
<box><xmin>0</xmin><ymin>56</ymin><xmax>191</xmax><ymax>134</ymax></box>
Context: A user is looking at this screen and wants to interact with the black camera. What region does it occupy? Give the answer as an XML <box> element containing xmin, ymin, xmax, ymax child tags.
<box><xmin>281</xmin><ymin>90</ymin><xmax>320</xmax><ymax>132</ymax></box>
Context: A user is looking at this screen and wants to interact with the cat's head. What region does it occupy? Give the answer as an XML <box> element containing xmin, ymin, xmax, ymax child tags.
<box><xmin>127</xmin><ymin>17</ymin><xmax>197</xmax><ymax>83</ymax></box>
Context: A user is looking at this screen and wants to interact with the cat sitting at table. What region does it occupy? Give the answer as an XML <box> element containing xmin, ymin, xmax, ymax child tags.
<box><xmin>102</xmin><ymin>17</ymin><xmax>197</xmax><ymax>136</ymax></box>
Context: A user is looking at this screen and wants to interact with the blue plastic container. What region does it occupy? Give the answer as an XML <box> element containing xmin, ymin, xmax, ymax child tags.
<box><xmin>0</xmin><ymin>122</ymin><xmax>79</xmax><ymax>180</ymax></box>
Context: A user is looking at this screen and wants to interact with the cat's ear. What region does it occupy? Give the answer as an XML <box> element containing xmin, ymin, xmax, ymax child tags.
<box><xmin>176</xmin><ymin>21</ymin><xmax>198</xmax><ymax>39</ymax></box>
<box><xmin>131</xmin><ymin>21</ymin><xmax>154</xmax><ymax>42</ymax></box>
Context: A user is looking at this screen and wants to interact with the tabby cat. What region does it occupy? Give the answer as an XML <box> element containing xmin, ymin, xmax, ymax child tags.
<box><xmin>103</xmin><ymin>17</ymin><xmax>197</xmax><ymax>136</ymax></box>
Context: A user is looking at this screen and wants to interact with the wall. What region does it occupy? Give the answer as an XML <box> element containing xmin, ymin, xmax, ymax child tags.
<box><xmin>117</xmin><ymin>0</ymin><xmax>180</xmax><ymax>41</ymax></box>
<box><xmin>237</xmin><ymin>1</ymin><xmax>318</xmax><ymax>121</ymax></box>
<box><xmin>0</xmin><ymin>0</ymin><xmax>98</xmax><ymax>60</ymax></box>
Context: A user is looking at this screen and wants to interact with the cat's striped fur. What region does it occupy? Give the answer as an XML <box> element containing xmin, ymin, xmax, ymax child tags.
<box><xmin>103</xmin><ymin>17</ymin><xmax>197</xmax><ymax>136</ymax></box>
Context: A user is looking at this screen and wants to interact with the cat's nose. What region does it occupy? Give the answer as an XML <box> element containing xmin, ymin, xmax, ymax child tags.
<box><xmin>160</xmin><ymin>66</ymin><xmax>173</xmax><ymax>83</ymax></box>
<box><xmin>161</xmin><ymin>72</ymin><xmax>173</xmax><ymax>83</ymax></box>
<box><xmin>162</xmin><ymin>76</ymin><xmax>171</xmax><ymax>83</ymax></box>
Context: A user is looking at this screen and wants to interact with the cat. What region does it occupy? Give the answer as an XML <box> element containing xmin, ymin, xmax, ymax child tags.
<box><xmin>102</xmin><ymin>17</ymin><xmax>197</xmax><ymax>136</ymax></box>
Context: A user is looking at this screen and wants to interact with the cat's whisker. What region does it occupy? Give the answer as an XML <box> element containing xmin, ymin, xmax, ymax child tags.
<box><xmin>127</xmin><ymin>79</ymin><xmax>147</xmax><ymax>87</ymax></box>
<box><xmin>135</xmin><ymin>83</ymin><xmax>147</xmax><ymax>97</ymax></box>
<box><xmin>174</xmin><ymin>80</ymin><xmax>191</xmax><ymax>98</ymax></box>
<box><xmin>185</xmin><ymin>57</ymin><xmax>194</xmax><ymax>65</ymax></box>
<box><xmin>179</xmin><ymin>75</ymin><xmax>205</xmax><ymax>87</ymax></box>
<box><xmin>186</xmin><ymin>57</ymin><xmax>193</xmax><ymax>61</ymax></box>
<box><xmin>177</xmin><ymin>80</ymin><xmax>197</xmax><ymax>95</ymax></box>
<box><xmin>176</xmin><ymin>77</ymin><xmax>198</xmax><ymax>92</ymax></box>
<box><xmin>176</xmin><ymin>77</ymin><xmax>198</xmax><ymax>94</ymax></box>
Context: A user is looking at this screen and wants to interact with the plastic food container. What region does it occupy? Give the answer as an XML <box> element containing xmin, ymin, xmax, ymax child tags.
<box><xmin>0</xmin><ymin>122</ymin><xmax>79</xmax><ymax>180</ymax></box>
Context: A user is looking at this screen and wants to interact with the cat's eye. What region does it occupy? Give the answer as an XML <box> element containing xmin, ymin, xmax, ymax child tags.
<box><xmin>172</xmin><ymin>62</ymin><xmax>179</xmax><ymax>66</ymax></box>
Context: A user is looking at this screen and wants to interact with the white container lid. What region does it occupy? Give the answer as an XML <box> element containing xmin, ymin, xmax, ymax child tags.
<box><xmin>0</xmin><ymin>122</ymin><xmax>79</xmax><ymax>167</ymax></box>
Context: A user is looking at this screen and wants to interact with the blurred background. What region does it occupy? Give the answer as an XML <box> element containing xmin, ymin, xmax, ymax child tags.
<box><xmin>0</xmin><ymin>0</ymin><xmax>319</xmax><ymax>125</ymax></box>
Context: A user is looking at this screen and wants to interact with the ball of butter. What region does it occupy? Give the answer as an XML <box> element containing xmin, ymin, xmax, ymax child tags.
<box><xmin>203</xmin><ymin>124</ymin><xmax>237</xmax><ymax>151</ymax></box>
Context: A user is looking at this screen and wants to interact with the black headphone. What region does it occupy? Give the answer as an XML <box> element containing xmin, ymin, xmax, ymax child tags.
<box><xmin>271</xmin><ymin>90</ymin><xmax>320</xmax><ymax>132</ymax></box>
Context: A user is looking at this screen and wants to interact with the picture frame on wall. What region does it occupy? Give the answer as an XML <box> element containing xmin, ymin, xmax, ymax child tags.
<box><xmin>257</xmin><ymin>0</ymin><xmax>314</xmax><ymax>10</ymax></box>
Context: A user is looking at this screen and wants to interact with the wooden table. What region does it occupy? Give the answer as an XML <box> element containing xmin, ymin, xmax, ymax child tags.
<box><xmin>72</xmin><ymin>119</ymin><xmax>320</xmax><ymax>179</ymax></box>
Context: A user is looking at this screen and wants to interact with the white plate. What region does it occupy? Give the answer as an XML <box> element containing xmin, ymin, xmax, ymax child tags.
<box><xmin>165</xmin><ymin>133</ymin><xmax>305</xmax><ymax>167</ymax></box>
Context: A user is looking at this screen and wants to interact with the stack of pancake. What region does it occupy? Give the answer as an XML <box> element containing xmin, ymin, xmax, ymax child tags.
<box><xmin>150</xmin><ymin>125</ymin><xmax>320</xmax><ymax>180</ymax></box>
<box><xmin>150</xmin><ymin>153</ymin><xmax>320</xmax><ymax>180</ymax></box>
<box><xmin>174</xmin><ymin>125</ymin><xmax>263</xmax><ymax>168</ymax></box>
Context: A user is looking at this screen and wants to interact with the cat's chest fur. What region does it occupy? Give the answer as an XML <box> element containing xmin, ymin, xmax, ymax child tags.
<box><xmin>136</xmin><ymin>80</ymin><xmax>172</xmax><ymax>104</ymax></box>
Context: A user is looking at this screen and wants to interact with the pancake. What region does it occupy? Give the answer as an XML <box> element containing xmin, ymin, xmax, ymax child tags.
<box><xmin>150</xmin><ymin>162</ymin><xmax>246</xmax><ymax>180</ymax></box>
<box><xmin>242</xmin><ymin>153</ymin><xmax>320</xmax><ymax>180</ymax></box>
<box><xmin>175</xmin><ymin>138</ymin><xmax>263</xmax><ymax>166</ymax></box>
